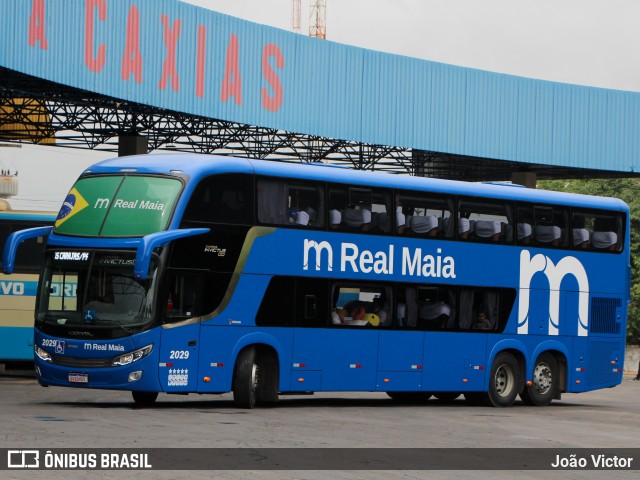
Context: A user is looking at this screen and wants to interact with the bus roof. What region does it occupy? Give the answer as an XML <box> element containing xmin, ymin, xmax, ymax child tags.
<box><xmin>87</xmin><ymin>154</ymin><xmax>629</xmax><ymax>213</ymax></box>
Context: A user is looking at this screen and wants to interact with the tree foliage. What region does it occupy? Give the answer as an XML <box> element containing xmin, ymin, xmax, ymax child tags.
<box><xmin>539</xmin><ymin>178</ymin><xmax>640</xmax><ymax>344</ymax></box>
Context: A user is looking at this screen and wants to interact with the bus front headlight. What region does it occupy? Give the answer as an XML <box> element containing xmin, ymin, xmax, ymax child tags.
<box><xmin>35</xmin><ymin>346</ymin><xmax>52</xmax><ymax>362</ymax></box>
<box><xmin>111</xmin><ymin>345</ymin><xmax>153</xmax><ymax>367</ymax></box>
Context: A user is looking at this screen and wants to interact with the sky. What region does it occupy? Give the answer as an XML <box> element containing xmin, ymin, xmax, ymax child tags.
<box><xmin>2</xmin><ymin>0</ymin><xmax>639</xmax><ymax>211</ymax></box>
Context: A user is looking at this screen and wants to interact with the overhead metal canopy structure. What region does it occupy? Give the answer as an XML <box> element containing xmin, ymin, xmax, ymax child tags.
<box><xmin>0</xmin><ymin>67</ymin><xmax>413</xmax><ymax>174</ymax></box>
<box><xmin>1</xmin><ymin>0</ymin><xmax>639</xmax><ymax>182</ymax></box>
<box><xmin>1</xmin><ymin>67</ymin><xmax>631</xmax><ymax>183</ymax></box>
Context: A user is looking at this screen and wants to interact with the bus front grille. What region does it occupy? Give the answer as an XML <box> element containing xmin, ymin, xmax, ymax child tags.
<box><xmin>51</xmin><ymin>354</ymin><xmax>112</xmax><ymax>368</ymax></box>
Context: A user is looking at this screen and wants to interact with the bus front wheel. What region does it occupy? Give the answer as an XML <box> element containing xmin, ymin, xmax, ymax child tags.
<box><xmin>487</xmin><ymin>352</ymin><xmax>520</xmax><ymax>407</ymax></box>
<box><xmin>233</xmin><ymin>348</ymin><xmax>259</xmax><ymax>409</ymax></box>
<box><xmin>520</xmin><ymin>352</ymin><xmax>558</xmax><ymax>406</ymax></box>
<box><xmin>131</xmin><ymin>391</ymin><xmax>158</xmax><ymax>406</ymax></box>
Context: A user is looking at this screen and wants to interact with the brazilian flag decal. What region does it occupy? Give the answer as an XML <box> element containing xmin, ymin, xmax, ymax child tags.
<box><xmin>53</xmin><ymin>175</ymin><xmax>182</xmax><ymax>237</ymax></box>
<box><xmin>55</xmin><ymin>188</ymin><xmax>89</xmax><ymax>227</ymax></box>
<box><xmin>53</xmin><ymin>176</ymin><xmax>123</xmax><ymax>236</ymax></box>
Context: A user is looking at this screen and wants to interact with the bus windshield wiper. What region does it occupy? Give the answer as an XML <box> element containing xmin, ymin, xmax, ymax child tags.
<box><xmin>93</xmin><ymin>318</ymin><xmax>135</xmax><ymax>334</ymax></box>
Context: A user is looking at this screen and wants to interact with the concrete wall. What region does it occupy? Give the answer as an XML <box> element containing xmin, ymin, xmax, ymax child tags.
<box><xmin>626</xmin><ymin>345</ymin><xmax>640</xmax><ymax>374</ymax></box>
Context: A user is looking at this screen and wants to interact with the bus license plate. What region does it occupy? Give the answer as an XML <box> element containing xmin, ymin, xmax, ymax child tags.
<box><xmin>68</xmin><ymin>373</ymin><xmax>88</xmax><ymax>383</ymax></box>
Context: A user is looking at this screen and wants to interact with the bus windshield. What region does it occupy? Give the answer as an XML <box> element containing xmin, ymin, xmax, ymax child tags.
<box><xmin>37</xmin><ymin>251</ymin><xmax>159</xmax><ymax>328</ymax></box>
<box><xmin>53</xmin><ymin>175</ymin><xmax>182</xmax><ymax>237</ymax></box>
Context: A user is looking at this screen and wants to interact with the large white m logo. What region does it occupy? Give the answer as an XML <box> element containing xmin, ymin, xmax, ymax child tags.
<box><xmin>518</xmin><ymin>250</ymin><xmax>590</xmax><ymax>336</ymax></box>
<box><xmin>303</xmin><ymin>239</ymin><xmax>333</xmax><ymax>272</ymax></box>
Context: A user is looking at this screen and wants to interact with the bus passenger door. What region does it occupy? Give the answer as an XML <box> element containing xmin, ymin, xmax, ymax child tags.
<box><xmin>157</xmin><ymin>272</ymin><xmax>202</xmax><ymax>392</ymax></box>
<box><xmin>158</xmin><ymin>323</ymin><xmax>200</xmax><ymax>392</ymax></box>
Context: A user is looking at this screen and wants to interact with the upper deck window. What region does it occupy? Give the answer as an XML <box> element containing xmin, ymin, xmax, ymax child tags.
<box><xmin>572</xmin><ymin>209</ymin><xmax>623</xmax><ymax>252</ymax></box>
<box><xmin>516</xmin><ymin>204</ymin><xmax>569</xmax><ymax>248</ymax></box>
<box><xmin>53</xmin><ymin>175</ymin><xmax>182</xmax><ymax>237</ymax></box>
<box><xmin>182</xmin><ymin>174</ymin><xmax>254</xmax><ymax>225</ymax></box>
<box><xmin>458</xmin><ymin>198</ymin><xmax>513</xmax><ymax>243</ymax></box>
<box><xmin>328</xmin><ymin>185</ymin><xmax>391</xmax><ymax>234</ymax></box>
<box><xmin>396</xmin><ymin>191</ymin><xmax>453</xmax><ymax>239</ymax></box>
<box><xmin>257</xmin><ymin>177</ymin><xmax>325</xmax><ymax>229</ymax></box>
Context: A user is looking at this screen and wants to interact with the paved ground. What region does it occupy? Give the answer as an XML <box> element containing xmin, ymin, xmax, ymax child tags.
<box><xmin>1</xmin><ymin>374</ymin><xmax>638</xmax><ymax>480</ymax></box>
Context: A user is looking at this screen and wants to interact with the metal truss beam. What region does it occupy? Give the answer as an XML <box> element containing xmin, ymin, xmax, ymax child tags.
<box><xmin>0</xmin><ymin>67</ymin><xmax>633</xmax><ymax>181</ymax></box>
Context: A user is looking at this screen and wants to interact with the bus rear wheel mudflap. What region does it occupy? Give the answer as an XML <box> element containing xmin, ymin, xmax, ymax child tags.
<box><xmin>520</xmin><ymin>352</ymin><xmax>559</xmax><ymax>406</ymax></box>
<box><xmin>487</xmin><ymin>352</ymin><xmax>522</xmax><ymax>407</ymax></box>
<box><xmin>233</xmin><ymin>346</ymin><xmax>279</xmax><ymax>409</ymax></box>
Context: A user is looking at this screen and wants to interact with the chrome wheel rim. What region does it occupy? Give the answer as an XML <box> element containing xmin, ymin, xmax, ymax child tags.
<box><xmin>494</xmin><ymin>364</ymin><xmax>515</xmax><ymax>398</ymax></box>
<box><xmin>251</xmin><ymin>363</ymin><xmax>259</xmax><ymax>393</ymax></box>
<box><xmin>532</xmin><ymin>362</ymin><xmax>552</xmax><ymax>394</ymax></box>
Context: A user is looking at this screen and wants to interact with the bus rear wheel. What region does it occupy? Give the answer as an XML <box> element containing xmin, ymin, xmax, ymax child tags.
<box><xmin>131</xmin><ymin>391</ymin><xmax>158</xmax><ymax>406</ymax></box>
<box><xmin>520</xmin><ymin>353</ymin><xmax>558</xmax><ymax>406</ymax></box>
<box><xmin>233</xmin><ymin>347</ymin><xmax>259</xmax><ymax>409</ymax></box>
<box><xmin>487</xmin><ymin>352</ymin><xmax>520</xmax><ymax>407</ymax></box>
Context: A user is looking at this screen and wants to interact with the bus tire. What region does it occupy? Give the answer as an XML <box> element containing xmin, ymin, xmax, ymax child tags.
<box><xmin>487</xmin><ymin>352</ymin><xmax>520</xmax><ymax>407</ymax></box>
<box><xmin>132</xmin><ymin>391</ymin><xmax>158</xmax><ymax>406</ymax></box>
<box><xmin>233</xmin><ymin>347</ymin><xmax>259</xmax><ymax>409</ymax></box>
<box><xmin>520</xmin><ymin>352</ymin><xmax>558</xmax><ymax>406</ymax></box>
<box><xmin>432</xmin><ymin>392</ymin><xmax>461</xmax><ymax>403</ymax></box>
<box><xmin>256</xmin><ymin>350</ymin><xmax>279</xmax><ymax>405</ymax></box>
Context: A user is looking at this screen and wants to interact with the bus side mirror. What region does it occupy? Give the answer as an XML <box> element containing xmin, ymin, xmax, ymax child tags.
<box><xmin>134</xmin><ymin>228</ymin><xmax>210</xmax><ymax>280</ymax></box>
<box><xmin>2</xmin><ymin>226</ymin><xmax>52</xmax><ymax>274</ymax></box>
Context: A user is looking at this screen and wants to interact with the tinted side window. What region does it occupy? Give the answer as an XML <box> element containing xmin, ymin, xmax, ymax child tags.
<box><xmin>415</xmin><ymin>285</ymin><xmax>456</xmax><ymax>330</ymax></box>
<box><xmin>0</xmin><ymin>221</ymin><xmax>48</xmax><ymax>273</ymax></box>
<box><xmin>457</xmin><ymin>287</ymin><xmax>515</xmax><ymax>332</ymax></box>
<box><xmin>459</xmin><ymin>198</ymin><xmax>513</xmax><ymax>243</ymax></box>
<box><xmin>257</xmin><ymin>178</ymin><xmax>325</xmax><ymax>229</ymax></box>
<box><xmin>398</xmin><ymin>283</ymin><xmax>515</xmax><ymax>333</ymax></box>
<box><xmin>295</xmin><ymin>277</ymin><xmax>329</xmax><ymax>327</ymax></box>
<box><xmin>516</xmin><ymin>204</ymin><xmax>569</xmax><ymax>248</ymax></box>
<box><xmin>182</xmin><ymin>174</ymin><xmax>254</xmax><ymax>225</ymax></box>
<box><xmin>163</xmin><ymin>271</ymin><xmax>232</xmax><ymax>322</ymax></box>
<box><xmin>328</xmin><ymin>185</ymin><xmax>391</xmax><ymax>234</ymax></box>
<box><xmin>572</xmin><ymin>209</ymin><xmax>623</xmax><ymax>252</ymax></box>
<box><xmin>330</xmin><ymin>283</ymin><xmax>392</xmax><ymax>327</ymax></box>
<box><xmin>396</xmin><ymin>190</ymin><xmax>453</xmax><ymax>239</ymax></box>
<box><xmin>256</xmin><ymin>276</ymin><xmax>295</xmax><ymax>327</ymax></box>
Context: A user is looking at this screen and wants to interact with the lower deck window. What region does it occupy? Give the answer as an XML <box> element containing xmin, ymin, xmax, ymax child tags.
<box><xmin>330</xmin><ymin>285</ymin><xmax>392</xmax><ymax>327</ymax></box>
<box><xmin>256</xmin><ymin>276</ymin><xmax>516</xmax><ymax>333</ymax></box>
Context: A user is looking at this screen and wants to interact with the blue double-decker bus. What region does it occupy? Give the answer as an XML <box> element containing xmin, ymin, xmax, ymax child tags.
<box><xmin>2</xmin><ymin>154</ymin><xmax>630</xmax><ymax>407</ymax></box>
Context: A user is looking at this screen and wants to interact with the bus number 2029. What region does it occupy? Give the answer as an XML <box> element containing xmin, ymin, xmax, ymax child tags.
<box><xmin>169</xmin><ymin>350</ymin><xmax>190</xmax><ymax>359</ymax></box>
